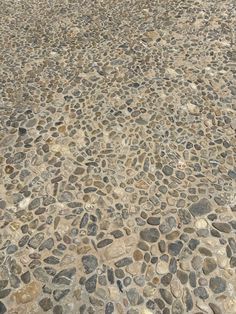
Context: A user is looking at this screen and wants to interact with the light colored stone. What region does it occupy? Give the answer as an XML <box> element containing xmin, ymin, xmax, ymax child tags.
<box><xmin>170</xmin><ymin>280</ymin><xmax>183</xmax><ymax>298</ymax></box>
<box><xmin>180</xmin><ymin>259</ymin><xmax>191</xmax><ymax>271</ymax></box>
<box><xmin>223</xmin><ymin>297</ymin><xmax>236</xmax><ymax>313</ymax></box>
<box><xmin>156</xmin><ymin>260</ymin><xmax>169</xmax><ymax>274</ymax></box>
<box><xmin>141</xmin><ymin>309</ymin><xmax>153</xmax><ymax>314</ymax></box>
<box><xmin>186</xmin><ymin>103</ymin><xmax>200</xmax><ymax>115</ymax></box>
<box><xmin>195</xmin><ymin>218</ymin><xmax>208</xmax><ymax>229</ymax></box>
<box><xmin>126</xmin><ymin>262</ymin><xmax>142</xmax><ymax>276</ymax></box>
<box><xmin>196</xmin><ymin>300</ymin><xmax>210</xmax><ymax>313</ymax></box>
<box><xmin>150</xmin><ymin>244</ymin><xmax>159</xmax><ymax>256</ymax></box>
<box><xmin>104</xmin><ymin>240</ymin><xmax>126</xmax><ymax>260</ymax></box>
<box><xmin>217</xmin><ymin>255</ymin><xmax>229</xmax><ymax>269</ymax></box>
<box><xmin>12</xmin><ymin>282</ymin><xmax>40</xmax><ymax>304</ymax></box>
<box><xmin>143</xmin><ymin>284</ymin><xmax>157</xmax><ymax>297</ymax></box>
<box><xmin>108</xmin><ymin>287</ymin><xmax>120</xmax><ymax>301</ymax></box>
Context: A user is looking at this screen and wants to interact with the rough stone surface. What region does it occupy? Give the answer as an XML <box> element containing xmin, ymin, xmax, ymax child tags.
<box><xmin>0</xmin><ymin>1</ymin><xmax>235</xmax><ymax>313</ymax></box>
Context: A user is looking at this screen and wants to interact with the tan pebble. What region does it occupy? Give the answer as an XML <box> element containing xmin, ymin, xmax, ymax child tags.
<box><xmin>133</xmin><ymin>249</ymin><xmax>143</xmax><ymax>261</ymax></box>
<box><xmin>170</xmin><ymin>280</ymin><xmax>183</xmax><ymax>298</ymax></box>
<box><xmin>126</xmin><ymin>262</ymin><xmax>142</xmax><ymax>276</ymax></box>
<box><xmin>143</xmin><ymin>284</ymin><xmax>156</xmax><ymax>297</ymax></box>
<box><xmin>187</xmin><ymin>103</ymin><xmax>200</xmax><ymax>115</ymax></box>
<box><xmin>12</xmin><ymin>282</ymin><xmax>40</xmax><ymax>304</ymax></box>
<box><xmin>104</xmin><ymin>240</ymin><xmax>126</xmax><ymax>260</ymax></box>
<box><xmin>134</xmin><ymin>180</ymin><xmax>149</xmax><ymax>190</ymax></box>
<box><xmin>150</xmin><ymin>244</ymin><xmax>159</xmax><ymax>256</ymax></box>
<box><xmin>180</xmin><ymin>259</ymin><xmax>191</xmax><ymax>271</ymax></box>
<box><xmin>196</xmin><ymin>300</ymin><xmax>210</xmax><ymax>312</ymax></box>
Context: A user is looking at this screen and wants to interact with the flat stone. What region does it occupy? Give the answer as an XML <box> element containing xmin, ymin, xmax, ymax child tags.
<box><xmin>82</xmin><ymin>255</ymin><xmax>98</xmax><ymax>274</ymax></box>
<box><xmin>105</xmin><ymin>302</ymin><xmax>114</xmax><ymax>314</ymax></box>
<box><xmin>0</xmin><ymin>289</ymin><xmax>11</xmax><ymax>299</ymax></box>
<box><xmin>53</xmin><ymin>289</ymin><xmax>70</xmax><ymax>301</ymax></box>
<box><xmin>85</xmin><ymin>274</ymin><xmax>97</xmax><ymax>293</ymax></box>
<box><xmin>189</xmin><ymin>198</ymin><xmax>212</xmax><ymax>217</ymax></box>
<box><xmin>170</xmin><ymin>280</ymin><xmax>182</xmax><ymax>298</ymax></box>
<box><xmin>115</xmin><ymin>257</ymin><xmax>133</xmax><ymax>267</ymax></box>
<box><xmin>13</xmin><ymin>282</ymin><xmax>40</xmax><ymax>304</ymax></box>
<box><xmin>162</xmin><ymin>165</ymin><xmax>173</xmax><ymax>176</ymax></box>
<box><xmin>168</xmin><ymin>241</ymin><xmax>183</xmax><ymax>256</ymax></box>
<box><xmin>183</xmin><ymin>287</ymin><xmax>193</xmax><ymax>311</ymax></box>
<box><xmin>140</xmin><ymin>228</ymin><xmax>160</xmax><ymax>243</ymax></box>
<box><xmin>33</xmin><ymin>268</ymin><xmax>49</xmax><ymax>283</ymax></box>
<box><xmin>212</xmin><ymin>222</ymin><xmax>231</xmax><ymax>233</ymax></box>
<box><xmin>0</xmin><ymin>302</ymin><xmax>6</xmax><ymax>314</ymax></box>
<box><xmin>52</xmin><ymin>267</ymin><xmax>76</xmax><ymax>285</ymax></box>
<box><xmin>209</xmin><ymin>303</ymin><xmax>222</xmax><ymax>314</ymax></box>
<box><xmin>127</xmin><ymin>288</ymin><xmax>139</xmax><ymax>306</ymax></box>
<box><xmin>209</xmin><ymin>276</ymin><xmax>226</xmax><ymax>293</ymax></box>
<box><xmin>147</xmin><ymin>217</ymin><xmax>160</xmax><ymax>225</ymax></box>
<box><xmin>156</xmin><ymin>260</ymin><xmax>169</xmax><ymax>274</ymax></box>
<box><xmin>159</xmin><ymin>288</ymin><xmax>173</xmax><ymax>305</ymax></box>
<box><xmin>202</xmin><ymin>257</ymin><xmax>217</xmax><ymax>275</ymax></box>
<box><xmin>172</xmin><ymin>299</ymin><xmax>184</xmax><ymax>314</ymax></box>
<box><xmin>194</xmin><ymin>287</ymin><xmax>209</xmax><ymax>300</ymax></box>
<box><xmin>39</xmin><ymin>297</ymin><xmax>53</xmax><ymax>311</ymax></box>
<box><xmin>28</xmin><ymin>232</ymin><xmax>44</xmax><ymax>249</ymax></box>
<box><xmin>104</xmin><ymin>240</ymin><xmax>126</xmax><ymax>260</ymax></box>
<box><xmin>97</xmin><ymin>239</ymin><xmax>113</xmax><ymax>248</ymax></box>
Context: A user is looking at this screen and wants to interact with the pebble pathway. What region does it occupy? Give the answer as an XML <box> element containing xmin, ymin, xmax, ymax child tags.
<box><xmin>0</xmin><ymin>0</ymin><xmax>236</xmax><ymax>313</ymax></box>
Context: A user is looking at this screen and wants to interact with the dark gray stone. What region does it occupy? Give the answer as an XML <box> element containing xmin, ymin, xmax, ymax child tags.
<box><xmin>105</xmin><ymin>302</ymin><xmax>114</xmax><ymax>314</ymax></box>
<box><xmin>0</xmin><ymin>301</ymin><xmax>6</xmax><ymax>314</ymax></box>
<box><xmin>85</xmin><ymin>274</ymin><xmax>97</xmax><ymax>293</ymax></box>
<box><xmin>52</xmin><ymin>267</ymin><xmax>76</xmax><ymax>285</ymax></box>
<box><xmin>209</xmin><ymin>276</ymin><xmax>226</xmax><ymax>293</ymax></box>
<box><xmin>28</xmin><ymin>198</ymin><xmax>40</xmax><ymax>210</ymax></box>
<box><xmin>39</xmin><ymin>297</ymin><xmax>53</xmax><ymax>311</ymax></box>
<box><xmin>194</xmin><ymin>287</ymin><xmax>209</xmax><ymax>299</ymax></box>
<box><xmin>159</xmin><ymin>288</ymin><xmax>173</xmax><ymax>305</ymax></box>
<box><xmin>44</xmin><ymin>256</ymin><xmax>60</xmax><ymax>265</ymax></box>
<box><xmin>183</xmin><ymin>287</ymin><xmax>193</xmax><ymax>311</ymax></box>
<box><xmin>140</xmin><ymin>228</ymin><xmax>160</xmax><ymax>243</ymax></box>
<box><xmin>189</xmin><ymin>198</ymin><xmax>212</xmax><ymax>216</ymax></box>
<box><xmin>172</xmin><ymin>299</ymin><xmax>184</xmax><ymax>314</ymax></box>
<box><xmin>97</xmin><ymin>239</ymin><xmax>113</xmax><ymax>248</ymax></box>
<box><xmin>115</xmin><ymin>257</ymin><xmax>133</xmax><ymax>267</ymax></box>
<box><xmin>53</xmin><ymin>289</ymin><xmax>70</xmax><ymax>301</ymax></box>
<box><xmin>82</xmin><ymin>255</ymin><xmax>98</xmax><ymax>274</ymax></box>
<box><xmin>39</xmin><ymin>238</ymin><xmax>54</xmax><ymax>251</ymax></box>
<box><xmin>168</xmin><ymin>241</ymin><xmax>183</xmax><ymax>256</ymax></box>
<box><xmin>127</xmin><ymin>288</ymin><xmax>139</xmax><ymax>306</ymax></box>
<box><xmin>162</xmin><ymin>165</ymin><xmax>173</xmax><ymax>176</ymax></box>
<box><xmin>147</xmin><ymin>217</ymin><xmax>160</xmax><ymax>225</ymax></box>
<box><xmin>0</xmin><ymin>289</ymin><xmax>11</xmax><ymax>299</ymax></box>
<box><xmin>212</xmin><ymin>222</ymin><xmax>231</xmax><ymax>233</ymax></box>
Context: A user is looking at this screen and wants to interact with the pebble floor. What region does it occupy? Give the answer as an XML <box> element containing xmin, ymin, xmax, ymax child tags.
<box><xmin>0</xmin><ymin>0</ymin><xmax>236</xmax><ymax>313</ymax></box>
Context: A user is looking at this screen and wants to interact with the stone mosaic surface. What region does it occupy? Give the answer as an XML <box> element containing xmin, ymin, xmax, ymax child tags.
<box><xmin>0</xmin><ymin>0</ymin><xmax>236</xmax><ymax>313</ymax></box>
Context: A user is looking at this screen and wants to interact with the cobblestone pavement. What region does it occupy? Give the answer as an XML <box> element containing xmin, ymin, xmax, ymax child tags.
<box><xmin>0</xmin><ymin>0</ymin><xmax>236</xmax><ymax>313</ymax></box>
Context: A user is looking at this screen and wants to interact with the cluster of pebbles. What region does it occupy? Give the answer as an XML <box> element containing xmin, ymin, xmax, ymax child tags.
<box><xmin>0</xmin><ymin>0</ymin><xmax>235</xmax><ymax>313</ymax></box>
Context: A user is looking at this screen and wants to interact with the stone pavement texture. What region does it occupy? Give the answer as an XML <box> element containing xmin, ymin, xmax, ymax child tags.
<box><xmin>0</xmin><ymin>0</ymin><xmax>236</xmax><ymax>313</ymax></box>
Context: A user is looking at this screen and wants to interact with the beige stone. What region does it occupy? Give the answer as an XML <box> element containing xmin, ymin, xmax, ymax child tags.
<box><xmin>126</xmin><ymin>262</ymin><xmax>142</xmax><ymax>276</ymax></box>
<box><xmin>12</xmin><ymin>282</ymin><xmax>40</xmax><ymax>304</ymax></box>
<box><xmin>143</xmin><ymin>284</ymin><xmax>157</xmax><ymax>297</ymax></box>
<box><xmin>170</xmin><ymin>280</ymin><xmax>183</xmax><ymax>298</ymax></box>
<box><xmin>195</xmin><ymin>218</ymin><xmax>208</xmax><ymax>229</ymax></box>
<box><xmin>156</xmin><ymin>260</ymin><xmax>169</xmax><ymax>275</ymax></box>
<box><xmin>104</xmin><ymin>240</ymin><xmax>126</xmax><ymax>260</ymax></box>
